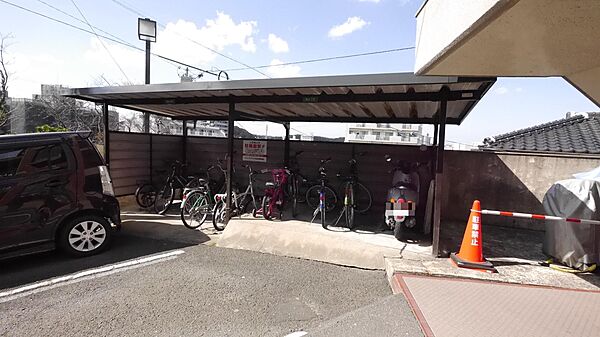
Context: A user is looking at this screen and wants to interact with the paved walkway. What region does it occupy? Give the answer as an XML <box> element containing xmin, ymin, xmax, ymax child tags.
<box><xmin>395</xmin><ymin>274</ymin><xmax>600</xmax><ymax>337</ymax></box>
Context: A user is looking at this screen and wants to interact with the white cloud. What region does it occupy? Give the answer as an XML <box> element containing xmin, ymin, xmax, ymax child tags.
<box><xmin>494</xmin><ymin>86</ymin><xmax>509</xmax><ymax>95</ymax></box>
<box><xmin>267</xmin><ymin>59</ymin><xmax>301</xmax><ymax>78</ymax></box>
<box><xmin>267</xmin><ymin>33</ymin><xmax>289</xmax><ymax>53</ymax></box>
<box><xmin>154</xmin><ymin>12</ymin><xmax>258</xmax><ymax>67</ymax></box>
<box><xmin>328</xmin><ymin>17</ymin><xmax>369</xmax><ymax>38</ymax></box>
<box><xmin>515</xmin><ymin>87</ymin><xmax>523</xmax><ymax>93</ymax></box>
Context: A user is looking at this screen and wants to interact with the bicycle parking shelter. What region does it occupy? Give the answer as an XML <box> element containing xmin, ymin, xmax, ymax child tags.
<box><xmin>66</xmin><ymin>72</ymin><xmax>495</xmax><ymax>256</ymax></box>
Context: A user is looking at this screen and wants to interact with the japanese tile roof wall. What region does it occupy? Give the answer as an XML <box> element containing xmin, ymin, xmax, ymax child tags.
<box><xmin>481</xmin><ymin>112</ymin><xmax>600</xmax><ymax>154</ymax></box>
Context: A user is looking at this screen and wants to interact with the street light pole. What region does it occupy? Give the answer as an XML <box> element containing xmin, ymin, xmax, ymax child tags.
<box><xmin>143</xmin><ymin>39</ymin><xmax>151</xmax><ymax>132</ymax></box>
<box><xmin>138</xmin><ymin>18</ymin><xmax>156</xmax><ymax>133</ymax></box>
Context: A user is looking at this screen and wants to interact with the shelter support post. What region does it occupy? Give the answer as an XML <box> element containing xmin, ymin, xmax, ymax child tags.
<box><xmin>433</xmin><ymin>122</ymin><xmax>439</xmax><ymax>146</ymax></box>
<box><xmin>225</xmin><ymin>103</ymin><xmax>236</xmax><ymax>222</ymax></box>
<box><xmin>283</xmin><ymin>122</ymin><xmax>290</xmax><ymax>167</ymax></box>
<box><xmin>182</xmin><ymin>120</ymin><xmax>188</xmax><ymax>169</ymax></box>
<box><xmin>432</xmin><ymin>87</ymin><xmax>448</xmax><ymax>257</ymax></box>
<box><xmin>102</xmin><ymin>103</ymin><xmax>110</xmax><ymax>166</ymax></box>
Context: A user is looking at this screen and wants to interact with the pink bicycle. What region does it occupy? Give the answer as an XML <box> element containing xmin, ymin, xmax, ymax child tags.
<box><xmin>261</xmin><ymin>168</ymin><xmax>290</xmax><ymax>220</ymax></box>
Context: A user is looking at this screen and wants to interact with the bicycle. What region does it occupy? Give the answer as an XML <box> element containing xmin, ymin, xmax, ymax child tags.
<box><xmin>154</xmin><ymin>161</ymin><xmax>200</xmax><ymax>215</ymax></box>
<box><xmin>308</xmin><ymin>158</ymin><xmax>338</xmax><ymax>229</ymax></box>
<box><xmin>134</xmin><ymin>181</ymin><xmax>156</xmax><ymax>209</ymax></box>
<box><xmin>212</xmin><ymin>164</ymin><xmax>259</xmax><ymax>231</ymax></box>
<box><xmin>261</xmin><ymin>168</ymin><xmax>290</xmax><ymax>220</ymax></box>
<box><xmin>332</xmin><ymin>155</ymin><xmax>373</xmax><ymax>229</ymax></box>
<box><xmin>180</xmin><ymin>165</ymin><xmax>224</xmax><ymax>229</ymax></box>
<box><xmin>287</xmin><ymin>151</ymin><xmax>309</xmax><ymax>218</ymax></box>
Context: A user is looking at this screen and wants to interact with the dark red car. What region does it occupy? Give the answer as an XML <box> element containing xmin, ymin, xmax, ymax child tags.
<box><xmin>0</xmin><ymin>131</ymin><xmax>120</xmax><ymax>259</ymax></box>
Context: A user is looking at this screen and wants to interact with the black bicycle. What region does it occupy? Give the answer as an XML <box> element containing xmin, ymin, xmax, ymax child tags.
<box><xmin>308</xmin><ymin>158</ymin><xmax>338</xmax><ymax>228</ymax></box>
<box><xmin>287</xmin><ymin>150</ymin><xmax>308</xmax><ymax>218</ymax></box>
<box><xmin>154</xmin><ymin>161</ymin><xmax>200</xmax><ymax>215</ymax></box>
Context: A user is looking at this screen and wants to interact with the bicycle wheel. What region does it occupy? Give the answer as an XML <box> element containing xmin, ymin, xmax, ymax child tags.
<box><xmin>135</xmin><ymin>184</ymin><xmax>156</xmax><ymax>208</ymax></box>
<box><xmin>154</xmin><ymin>185</ymin><xmax>174</xmax><ymax>215</ymax></box>
<box><xmin>306</xmin><ymin>185</ymin><xmax>337</xmax><ymax>212</ymax></box>
<box><xmin>262</xmin><ymin>195</ymin><xmax>273</xmax><ymax>220</ymax></box>
<box><xmin>212</xmin><ymin>200</ymin><xmax>228</xmax><ymax>231</ymax></box>
<box><xmin>181</xmin><ymin>191</ymin><xmax>209</xmax><ymax>229</ymax></box>
<box><xmin>354</xmin><ymin>182</ymin><xmax>373</xmax><ymax>214</ymax></box>
<box><xmin>347</xmin><ymin>187</ymin><xmax>355</xmax><ymax>229</ymax></box>
<box><xmin>291</xmin><ymin>176</ymin><xmax>299</xmax><ymax>218</ymax></box>
<box><xmin>321</xmin><ymin>198</ymin><xmax>327</xmax><ymax>229</ymax></box>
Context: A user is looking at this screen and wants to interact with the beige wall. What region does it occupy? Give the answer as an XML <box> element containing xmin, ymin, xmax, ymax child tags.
<box><xmin>442</xmin><ymin>150</ymin><xmax>600</xmax><ymax>231</ymax></box>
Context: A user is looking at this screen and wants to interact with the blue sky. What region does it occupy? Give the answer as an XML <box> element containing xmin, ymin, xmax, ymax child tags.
<box><xmin>1</xmin><ymin>0</ymin><xmax>597</xmax><ymax>143</ymax></box>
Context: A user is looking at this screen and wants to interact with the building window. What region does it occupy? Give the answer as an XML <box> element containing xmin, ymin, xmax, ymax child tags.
<box><xmin>355</xmin><ymin>132</ymin><xmax>365</xmax><ymax>140</ymax></box>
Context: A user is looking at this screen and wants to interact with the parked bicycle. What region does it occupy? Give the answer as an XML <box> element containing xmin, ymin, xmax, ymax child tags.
<box><xmin>332</xmin><ymin>154</ymin><xmax>373</xmax><ymax>229</ymax></box>
<box><xmin>309</xmin><ymin>158</ymin><xmax>338</xmax><ymax>229</ymax></box>
<box><xmin>212</xmin><ymin>164</ymin><xmax>259</xmax><ymax>231</ymax></box>
<box><xmin>261</xmin><ymin>168</ymin><xmax>290</xmax><ymax>220</ymax></box>
<box><xmin>154</xmin><ymin>161</ymin><xmax>200</xmax><ymax>215</ymax></box>
<box><xmin>135</xmin><ymin>181</ymin><xmax>156</xmax><ymax>209</ymax></box>
<box><xmin>180</xmin><ymin>165</ymin><xmax>224</xmax><ymax>229</ymax></box>
<box><xmin>287</xmin><ymin>151</ymin><xmax>309</xmax><ymax>218</ymax></box>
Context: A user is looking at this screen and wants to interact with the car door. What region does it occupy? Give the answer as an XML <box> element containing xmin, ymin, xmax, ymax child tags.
<box><xmin>0</xmin><ymin>141</ymin><xmax>76</xmax><ymax>252</ymax></box>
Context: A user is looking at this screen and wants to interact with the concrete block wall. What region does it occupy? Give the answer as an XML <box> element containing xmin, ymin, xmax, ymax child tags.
<box><xmin>442</xmin><ymin>150</ymin><xmax>600</xmax><ymax>231</ymax></box>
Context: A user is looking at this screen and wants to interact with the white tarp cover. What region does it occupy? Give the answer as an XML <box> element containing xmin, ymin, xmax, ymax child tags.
<box><xmin>573</xmin><ymin>166</ymin><xmax>600</xmax><ymax>182</ymax></box>
<box><xmin>542</xmin><ymin>179</ymin><xmax>600</xmax><ymax>268</ymax></box>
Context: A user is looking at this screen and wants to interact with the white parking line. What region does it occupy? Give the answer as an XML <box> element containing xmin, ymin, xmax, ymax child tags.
<box><xmin>0</xmin><ymin>250</ymin><xmax>185</xmax><ymax>303</ymax></box>
<box><xmin>284</xmin><ymin>332</ymin><xmax>307</xmax><ymax>337</ymax></box>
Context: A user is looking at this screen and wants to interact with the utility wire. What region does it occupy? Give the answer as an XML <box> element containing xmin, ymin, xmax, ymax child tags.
<box><xmin>69</xmin><ymin>0</ymin><xmax>133</xmax><ymax>84</ymax></box>
<box><xmin>224</xmin><ymin>47</ymin><xmax>415</xmax><ymax>72</ymax></box>
<box><xmin>0</xmin><ymin>0</ymin><xmax>221</xmax><ymax>79</ymax></box>
<box><xmin>109</xmin><ymin>0</ymin><xmax>271</xmax><ymax>78</ymax></box>
<box><xmin>36</xmin><ymin>0</ymin><xmax>182</xmax><ymax>72</ymax></box>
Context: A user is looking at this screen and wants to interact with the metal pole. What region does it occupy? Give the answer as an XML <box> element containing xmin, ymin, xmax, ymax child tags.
<box><xmin>433</xmin><ymin>122</ymin><xmax>439</xmax><ymax>146</ymax></box>
<box><xmin>143</xmin><ymin>40</ymin><xmax>151</xmax><ymax>133</ymax></box>
<box><xmin>432</xmin><ymin>87</ymin><xmax>448</xmax><ymax>257</ymax></box>
<box><xmin>103</xmin><ymin>103</ymin><xmax>110</xmax><ymax>166</ymax></box>
<box><xmin>182</xmin><ymin>120</ymin><xmax>188</xmax><ymax>170</ymax></box>
<box><xmin>225</xmin><ymin>103</ymin><xmax>235</xmax><ymax>222</ymax></box>
<box><xmin>283</xmin><ymin>122</ymin><xmax>290</xmax><ymax>167</ymax></box>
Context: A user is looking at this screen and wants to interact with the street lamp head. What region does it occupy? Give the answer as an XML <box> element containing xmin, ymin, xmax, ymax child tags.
<box><xmin>138</xmin><ymin>18</ymin><xmax>157</xmax><ymax>42</ymax></box>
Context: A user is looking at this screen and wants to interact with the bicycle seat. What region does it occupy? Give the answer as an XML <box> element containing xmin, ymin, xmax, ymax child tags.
<box><xmin>197</xmin><ymin>178</ymin><xmax>207</xmax><ymax>186</ymax></box>
<box><xmin>336</xmin><ymin>173</ymin><xmax>355</xmax><ymax>182</ymax></box>
<box><xmin>265</xmin><ymin>182</ymin><xmax>275</xmax><ymax>187</ymax></box>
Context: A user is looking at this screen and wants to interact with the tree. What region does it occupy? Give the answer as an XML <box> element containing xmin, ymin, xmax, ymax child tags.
<box><xmin>37</xmin><ymin>93</ymin><xmax>105</xmax><ymax>143</ymax></box>
<box><xmin>0</xmin><ymin>33</ymin><xmax>13</xmax><ymax>128</ymax></box>
<box><xmin>118</xmin><ymin>114</ymin><xmax>143</xmax><ymax>132</ymax></box>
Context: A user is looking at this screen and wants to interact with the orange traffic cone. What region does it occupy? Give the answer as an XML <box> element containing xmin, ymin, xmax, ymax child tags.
<box><xmin>450</xmin><ymin>200</ymin><xmax>497</xmax><ymax>273</ymax></box>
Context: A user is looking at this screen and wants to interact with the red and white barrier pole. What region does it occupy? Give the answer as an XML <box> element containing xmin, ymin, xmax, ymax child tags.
<box><xmin>472</xmin><ymin>209</ymin><xmax>600</xmax><ymax>226</ymax></box>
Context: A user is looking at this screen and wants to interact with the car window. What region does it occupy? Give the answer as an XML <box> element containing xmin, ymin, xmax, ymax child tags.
<box><xmin>77</xmin><ymin>139</ymin><xmax>104</xmax><ymax>168</ymax></box>
<box><xmin>0</xmin><ymin>144</ymin><xmax>68</xmax><ymax>176</ymax></box>
<box><xmin>0</xmin><ymin>148</ymin><xmax>25</xmax><ymax>177</ymax></box>
<box><xmin>29</xmin><ymin>145</ymin><xmax>68</xmax><ymax>172</ymax></box>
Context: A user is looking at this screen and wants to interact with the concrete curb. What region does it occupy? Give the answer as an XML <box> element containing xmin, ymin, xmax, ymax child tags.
<box><xmin>217</xmin><ymin>219</ymin><xmax>407</xmax><ymax>270</ymax></box>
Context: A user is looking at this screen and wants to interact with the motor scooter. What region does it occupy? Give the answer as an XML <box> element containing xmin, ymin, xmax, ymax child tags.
<box><xmin>384</xmin><ymin>155</ymin><xmax>420</xmax><ymax>241</ymax></box>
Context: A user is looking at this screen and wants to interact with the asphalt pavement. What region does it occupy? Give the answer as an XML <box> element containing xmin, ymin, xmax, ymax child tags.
<box><xmin>0</xmin><ymin>231</ymin><xmax>422</xmax><ymax>336</ymax></box>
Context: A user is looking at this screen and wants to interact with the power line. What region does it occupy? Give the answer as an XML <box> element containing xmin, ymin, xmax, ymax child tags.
<box><xmin>0</xmin><ymin>0</ymin><xmax>221</xmax><ymax>79</ymax></box>
<box><xmin>109</xmin><ymin>0</ymin><xmax>271</xmax><ymax>78</ymax></box>
<box><xmin>69</xmin><ymin>0</ymin><xmax>132</xmax><ymax>84</ymax></box>
<box><xmin>35</xmin><ymin>0</ymin><xmax>183</xmax><ymax>73</ymax></box>
<box><xmin>223</xmin><ymin>47</ymin><xmax>415</xmax><ymax>72</ymax></box>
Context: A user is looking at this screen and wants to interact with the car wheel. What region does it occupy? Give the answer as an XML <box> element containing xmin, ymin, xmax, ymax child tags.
<box><xmin>58</xmin><ymin>215</ymin><xmax>113</xmax><ymax>257</ymax></box>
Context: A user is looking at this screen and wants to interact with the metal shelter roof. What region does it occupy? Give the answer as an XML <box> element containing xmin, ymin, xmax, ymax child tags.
<box><xmin>65</xmin><ymin>72</ymin><xmax>495</xmax><ymax>124</ymax></box>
